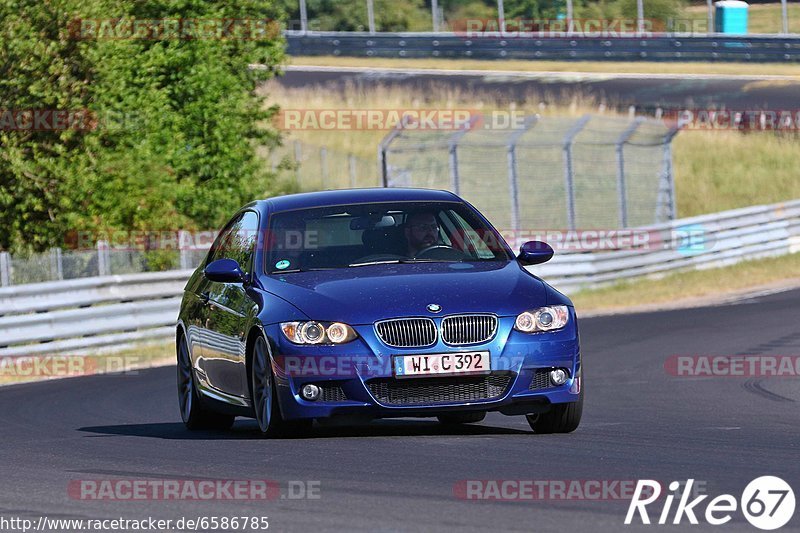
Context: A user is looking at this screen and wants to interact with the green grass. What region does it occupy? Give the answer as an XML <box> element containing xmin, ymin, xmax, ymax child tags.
<box><xmin>686</xmin><ymin>2</ymin><xmax>800</xmax><ymax>34</ymax></box>
<box><xmin>570</xmin><ymin>252</ymin><xmax>800</xmax><ymax>314</ymax></box>
<box><xmin>673</xmin><ymin>130</ymin><xmax>800</xmax><ymax>217</ymax></box>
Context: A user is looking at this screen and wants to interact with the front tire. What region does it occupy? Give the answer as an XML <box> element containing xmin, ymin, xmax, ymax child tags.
<box><xmin>177</xmin><ymin>335</ymin><xmax>235</xmax><ymax>431</ymax></box>
<box><xmin>526</xmin><ymin>389</ymin><xmax>583</xmax><ymax>434</ymax></box>
<box><xmin>250</xmin><ymin>335</ymin><xmax>311</xmax><ymax>438</ymax></box>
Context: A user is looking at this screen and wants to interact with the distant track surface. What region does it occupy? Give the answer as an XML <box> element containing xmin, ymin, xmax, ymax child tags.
<box><xmin>0</xmin><ymin>288</ymin><xmax>798</xmax><ymax>532</ymax></box>
<box><xmin>276</xmin><ymin>65</ymin><xmax>800</xmax><ymax>110</ymax></box>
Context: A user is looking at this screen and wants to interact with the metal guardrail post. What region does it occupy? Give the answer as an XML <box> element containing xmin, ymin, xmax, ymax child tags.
<box><xmin>657</xmin><ymin>128</ymin><xmax>681</xmax><ymax>223</ymax></box>
<box><xmin>562</xmin><ymin>115</ymin><xmax>591</xmax><ymax>230</ymax></box>
<box><xmin>707</xmin><ymin>0</ymin><xmax>714</xmax><ymax>33</ymax></box>
<box><xmin>446</xmin><ymin>116</ymin><xmax>479</xmax><ymax>196</ymax></box>
<box><xmin>179</xmin><ymin>231</ymin><xmax>191</xmax><ymax>270</ymax></box>
<box><xmin>378</xmin><ymin>119</ymin><xmax>405</xmax><ymax>187</ymax></box>
<box><xmin>320</xmin><ymin>146</ymin><xmax>328</xmax><ymax>189</ymax></box>
<box><xmin>497</xmin><ymin>0</ymin><xmax>505</xmax><ymax>33</ymax></box>
<box><xmin>293</xmin><ymin>141</ymin><xmax>302</xmax><ymax>186</ymax></box>
<box><xmin>431</xmin><ymin>0</ymin><xmax>439</xmax><ymax>32</ymax></box>
<box><xmin>636</xmin><ymin>0</ymin><xmax>644</xmax><ymax>34</ymax></box>
<box><xmin>367</xmin><ymin>0</ymin><xmax>376</xmax><ymax>35</ymax></box>
<box><xmin>299</xmin><ymin>0</ymin><xmax>308</xmax><ymax>34</ymax></box>
<box><xmin>782</xmin><ymin>0</ymin><xmax>789</xmax><ymax>34</ymax></box>
<box><xmin>50</xmin><ymin>248</ymin><xmax>63</xmax><ymax>281</ymax></box>
<box><xmin>616</xmin><ymin>118</ymin><xmax>644</xmax><ymax>228</ymax></box>
<box><xmin>348</xmin><ymin>154</ymin><xmax>357</xmax><ymax>188</ymax></box>
<box><xmin>97</xmin><ymin>241</ymin><xmax>110</xmax><ymax>276</ymax></box>
<box><xmin>506</xmin><ymin>116</ymin><xmax>538</xmax><ymax>236</ymax></box>
<box><xmin>0</xmin><ymin>252</ymin><xmax>10</xmax><ymax>287</ymax></box>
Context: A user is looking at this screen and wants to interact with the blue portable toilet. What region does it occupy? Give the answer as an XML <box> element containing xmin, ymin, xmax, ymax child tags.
<box><xmin>714</xmin><ymin>1</ymin><xmax>749</xmax><ymax>34</ymax></box>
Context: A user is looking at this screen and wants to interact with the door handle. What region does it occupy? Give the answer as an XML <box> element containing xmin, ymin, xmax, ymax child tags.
<box><xmin>200</xmin><ymin>291</ymin><xmax>210</xmax><ymax>305</ymax></box>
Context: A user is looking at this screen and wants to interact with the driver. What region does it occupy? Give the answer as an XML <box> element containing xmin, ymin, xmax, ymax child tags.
<box><xmin>404</xmin><ymin>211</ymin><xmax>440</xmax><ymax>257</ymax></box>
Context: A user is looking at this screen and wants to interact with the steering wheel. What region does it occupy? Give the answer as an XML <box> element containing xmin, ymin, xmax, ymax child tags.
<box><xmin>414</xmin><ymin>245</ymin><xmax>464</xmax><ymax>260</ymax></box>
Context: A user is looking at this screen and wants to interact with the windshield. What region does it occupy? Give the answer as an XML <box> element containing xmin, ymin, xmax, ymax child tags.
<box><xmin>265</xmin><ymin>200</ymin><xmax>512</xmax><ymax>273</ymax></box>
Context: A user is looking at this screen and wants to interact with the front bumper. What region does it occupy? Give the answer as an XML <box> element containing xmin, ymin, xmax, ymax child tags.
<box><xmin>266</xmin><ymin>314</ymin><xmax>581</xmax><ymax>421</ymax></box>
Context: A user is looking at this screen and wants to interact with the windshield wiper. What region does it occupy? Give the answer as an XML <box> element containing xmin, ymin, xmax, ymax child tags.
<box><xmin>347</xmin><ymin>258</ymin><xmax>457</xmax><ymax>267</ymax></box>
<box><xmin>347</xmin><ymin>259</ymin><xmax>403</xmax><ymax>267</ymax></box>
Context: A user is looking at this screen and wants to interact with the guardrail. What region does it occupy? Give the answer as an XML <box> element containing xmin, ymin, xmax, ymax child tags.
<box><xmin>0</xmin><ymin>200</ymin><xmax>798</xmax><ymax>357</ymax></box>
<box><xmin>0</xmin><ymin>271</ymin><xmax>191</xmax><ymax>357</ymax></box>
<box><xmin>286</xmin><ymin>32</ymin><xmax>800</xmax><ymax>62</ymax></box>
<box><xmin>531</xmin><ymin>200</ymin><xmax>800</xmax><ymax>292</ymax></box>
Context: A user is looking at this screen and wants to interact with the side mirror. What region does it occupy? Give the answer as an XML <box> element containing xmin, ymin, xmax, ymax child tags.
<box><xmin>205</xmin><ymin>258</ymin><xmax>247</xmax><ymax>283</ymax></box>
<box><xmin>517</xmin><ymin>241</ymin><xmax>554</xmax><ymax>266</ymax></box>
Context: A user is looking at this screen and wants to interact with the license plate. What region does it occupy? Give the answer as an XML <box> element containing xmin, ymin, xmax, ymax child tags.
<box><xmin>393</xmin><ymin>352</ymin><xmax>490</xmax><ymax>378</ymax></box>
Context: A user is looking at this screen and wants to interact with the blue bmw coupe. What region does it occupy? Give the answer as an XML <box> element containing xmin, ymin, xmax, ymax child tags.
<box><xmin>177</xmin><ymin>188</ymin><xmax>582</xmax><ymax>436</ymax></box>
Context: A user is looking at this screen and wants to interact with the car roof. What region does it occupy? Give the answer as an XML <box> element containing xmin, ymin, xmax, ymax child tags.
<box><xmin>255</xmin><ymin>188</ymin><xmax>461</xmax><ymax>213</ymax></box>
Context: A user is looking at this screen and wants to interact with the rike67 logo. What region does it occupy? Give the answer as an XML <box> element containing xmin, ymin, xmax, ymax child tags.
<box><xmin>625</xmin><ymin>477</ymin><xmax>795</xmax><ymax>530</ymax></box>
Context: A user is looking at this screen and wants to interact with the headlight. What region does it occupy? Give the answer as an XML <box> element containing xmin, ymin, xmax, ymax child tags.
<box><xmin>280</xmin><ymin>321</ymin><xmax>358</xmax><ymax>344</ymax></box>
<box><xmin>514</xmin><ymin>306</ymin><xmax>569</xmax><ymax>333</ymax></box>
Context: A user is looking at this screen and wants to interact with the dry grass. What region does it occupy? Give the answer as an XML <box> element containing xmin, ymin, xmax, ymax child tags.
<box><xmin>264</xmin><ymin>81</ymin><xmax>605</xmax><ymax>161</ymax></box>
<box><xmin>570</xmin><ymin>252</ymin><xmax>800</xmax><ymax>313</ymax></box>
<box><xmin>264</xmin><ymin>82</ymin><xmax>800</xmax><ymax>217</ymax></box>
<box><xmin>0</xmin><ymin>342</ymin><xmax>174</xmax><ymax>386</ymax></box>
<box><xmin>289</xmin><ymin>56</ymin><xmax>800</xmax><ymax>78</ymax></box>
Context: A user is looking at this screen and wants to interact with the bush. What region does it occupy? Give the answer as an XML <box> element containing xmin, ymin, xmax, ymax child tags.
<box><xmin>0</xmin><ymin>0</ymin><xmax>286</xmax><ymax>253</ymax></box>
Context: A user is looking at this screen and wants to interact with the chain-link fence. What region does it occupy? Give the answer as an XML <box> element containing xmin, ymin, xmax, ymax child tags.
<box><xmin>2</xmin><ymin>120</ymin><xmax>677</xmax><ymax>286</ymax></box>
<box><xmin>380</xmin><ymin>114</ymin><xmax>678</xmax><ymax>232</ymax></box>
<box><xmin>268</xmin><ymin>140</ymin><xmax>379</xmax><ymax>191</ymax></box>
<box><xmin>0</xmin><ymin>238</ymin><xmax>212</xmax><ymax>287</ymax></box>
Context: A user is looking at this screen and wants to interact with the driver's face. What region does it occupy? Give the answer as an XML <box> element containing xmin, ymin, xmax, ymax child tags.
<box><xmin>406</xmin><ymin>213</ymin><xmax>439</xmax><ymax>252</ymax></box>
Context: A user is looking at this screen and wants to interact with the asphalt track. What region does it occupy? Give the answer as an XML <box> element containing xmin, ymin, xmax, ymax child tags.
<box><xmin>276</xmin><ymin>65</ymin><xmax>800</xmax><ymax>111</ymax></box>
<box><xmin>0</xmin><ymin>287</ymin><xmax>798</xmax><ymax>532</ymax></box>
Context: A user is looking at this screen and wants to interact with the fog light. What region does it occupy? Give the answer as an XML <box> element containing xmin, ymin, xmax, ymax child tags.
<box><xmin>301</xmin><ymin>384</ymin><xmax>320</xmax><ymax>401</ymax></box>
<box><xmin>550</xmin><ymin>368</ymin><xmax>568</xmax><ymax>386</ymax></box>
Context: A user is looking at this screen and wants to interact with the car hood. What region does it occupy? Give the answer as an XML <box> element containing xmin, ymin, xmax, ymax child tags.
<box><xmin>260</xmin><ymin>261</ymin><xmax>547</xmax><ymax>324</ymax></box>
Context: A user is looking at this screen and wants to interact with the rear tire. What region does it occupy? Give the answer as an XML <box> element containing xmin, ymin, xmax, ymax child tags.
<box><xmin>437</xmin><ymin>412</ymin><xmax>486</xmax><ymax>425</ymax></box>
<box><xmin>250</xmin><ymin>335</ymin><xmax>312</xmax><ymax>438</ymax></box>
<box><xmin>177</xmin><ymin>335</ymin><xmax>235</xmax><ymax>431</ymax></box>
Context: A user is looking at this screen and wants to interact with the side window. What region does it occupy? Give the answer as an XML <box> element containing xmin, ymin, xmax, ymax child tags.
<box><xmin>206</xmin><ymin>211</ymin><xmax>260</xmax><ymax>274</ymax></box>
<box><xmin>207</xmin><ymin>214</ymin><xmax>244</xmax><ymax>265</ymax></box>
<box><xmin>448</xmin><ymin>210</ymin><xmax>496</xmax><ymax>259</ymax></box>
<box><xmin>231</xmin><ymin>211</ymin><xmax>260</xmax><ymax>274</ymax></box>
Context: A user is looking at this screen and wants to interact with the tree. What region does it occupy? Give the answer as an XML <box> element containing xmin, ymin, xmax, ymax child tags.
<box><xmin>0</xmin><ymin>0</ymin><xmax>286</xmax><ymax>256</ymax></box>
